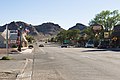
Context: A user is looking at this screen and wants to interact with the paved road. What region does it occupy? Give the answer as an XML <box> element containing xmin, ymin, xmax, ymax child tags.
<box><xmin>31</xmin><ymin>43</ymin><xmax>120</xmax><ymax>80</ymax></box>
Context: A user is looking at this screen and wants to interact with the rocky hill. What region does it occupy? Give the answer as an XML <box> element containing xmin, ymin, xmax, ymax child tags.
<box><xmin>0</xmin><ymin>21</ymin><xmax>87</xmax><ymax>38</ymax></box>
<box><xmin>68</xmin><ymin>23</ymin><xmax>87</xmax><ymax>31</ymax></box>
<box><xmin>34</xmin><ymin>22</ymin><xmax>64</xmax><ymax>36</ymax></box>
<box><xmin>0</xmin><ymin>21</ymin><xmax>30</xmax><ymax>31</ymax></box>
<box><xmin>0</xmin><ymin>21</ymin><xmax>38</xmax><ymax>35</ymax></box>
<box><xmin>0</xmin><ymin>21</ymin><xmax>64</xmax><ymax>37</ymax></box>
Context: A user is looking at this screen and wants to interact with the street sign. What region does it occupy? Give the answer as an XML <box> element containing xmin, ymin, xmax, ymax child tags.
<box><xmin>10</xmin><ymin>40</ymin><xmax>16</xmax><ymax>43</ymax></box>
<box><xmin>104</xmin><ymin>32</ymin><xmax>109</xmax><ymax>38</ymax></box>
<box><xmin>64</xmin><ymin>40</ymin><xmax>69</xmax><ymax>43</ymax></box>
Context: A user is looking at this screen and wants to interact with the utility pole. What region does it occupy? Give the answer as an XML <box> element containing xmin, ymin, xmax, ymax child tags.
<box><xmin>17</xmin><ymin>26</ymin><xmax>22</xmax><ymax>52</ymax></box>
<box><xmin>6</xmin><ymin>25</ymin><xmax>9</xmax><ymax>56</ymax></box>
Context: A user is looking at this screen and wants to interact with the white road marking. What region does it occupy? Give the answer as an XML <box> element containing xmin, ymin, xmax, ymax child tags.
<box><xmin>49</xmin><ymin>57</ymin><xmax>55</xmax><ymax>60</ymax></box>
<box><xmin>80</xmin><ymin>55</ymin><xmax>97</xmax><ymax>60</ymax></box>
<box><xmin>40</xmin><ymin>48</ymin><xmax>46</xmax><ymax>54</ymax></box>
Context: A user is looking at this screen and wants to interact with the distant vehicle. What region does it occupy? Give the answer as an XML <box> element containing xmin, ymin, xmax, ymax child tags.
<box><xmin>85</xmin><ymin>40</ymin><xmax>94</xmax><ymax>48</ymax></box>
<box><xmin>28</xmin><ymin>45</ymin><xmax>33</xmax><ymax>49</ymax></box>
<box><xmin>74</xmin><ymin>44</ymin><xmax>81</xmax><ymax>47</ymax></box>
<box><xmin>97</xmin><ymin>40</ymin><xmax>110</xmax><ymax>49</ymax></box>
<box><xmin>39</xmin><ymin>44</ymin><xmax>44</xmax><ymax>47</ymax></box>
<box><xmin>61</xmin><ymin>43</ymin><xmax>68</xmax><ymax>48</ymax></box>
<box><xmin>9</xmin><ymin>50</ymin><xmax>20</xmax><ymax>54</ymax></box>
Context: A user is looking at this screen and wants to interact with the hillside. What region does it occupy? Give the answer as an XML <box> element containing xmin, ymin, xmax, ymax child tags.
<box><xmin>0</xmin><ymin>21</ymin><xmax>31</xmax><ymax>31</ymax></box>
<box><xmin>0</xmin><ymin>21</ymin><xmax>38</xmax><ymax>36</ymax></box>
<box><xmin>0</xmin><ymin>21</ymin><xmax>87</xmax><ymax>39</ymax></box>
<box><xmin>68</xmin><ymin>23</ymin><xmax>87</xmax><ymax>31</ymax></box>
<box><xmin>34</xmin><ymin>22</ymin><xmax>64</xmax><ymax>36</ymax></box>
<box><xmin>0</xmin><ymin>21</ymin><xmax>64</xmax><ymax>39</ymax></box>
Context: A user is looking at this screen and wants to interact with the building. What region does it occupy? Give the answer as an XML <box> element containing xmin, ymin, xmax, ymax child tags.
<box><xmin>0</xmin><ymin>34</ymin><xmax>6</xmax><ymax>48</ymax></box>
<box><xmin>9</xmin><ymin>30</ymin><xmax>18</xmax><ymax>48</ymax></box>
<box><xmin>0</xmin><ymin>30</ymin><xmax>28</xmax><ymax>48</ymax></box>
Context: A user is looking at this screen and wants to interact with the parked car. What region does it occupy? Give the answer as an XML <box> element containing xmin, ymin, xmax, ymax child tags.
<box><xmin>61</xmin><ymin>43</ymin><xmax>68</xmax><ymax>48</ymax></box>
<box><xmin>97</xmin><ymin>40</ymin><xmax>110</xmax><ymax>49</ymax></box>
<box><xmin>85</xmin><ymin>40</ymin><xmax>94</xmax><ymax>48</ymax></box>
<box><xmin>9</xmin><ymin>50</ymin><xmax>20</xmax><ymax>54</ymax></box>
<box><xmin>74</xmin><ymin>44</ymin><xmax>81</xmax><ymax>47</ymax></box>
<box><xmin>39</xmin><ymin>44</ymin><xmax>44</xmax><ymax>47</ymax></box>
<box><xmin>28</xmin><ymin>45</ymin><xmax>33</xmax><ymax>49</ymax></box>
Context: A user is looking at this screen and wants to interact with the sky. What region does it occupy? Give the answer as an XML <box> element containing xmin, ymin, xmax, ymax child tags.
<box><xmin>0</xmin><ymin>0</ymin><xmax>120</xmax><ymax>29</ymax></box>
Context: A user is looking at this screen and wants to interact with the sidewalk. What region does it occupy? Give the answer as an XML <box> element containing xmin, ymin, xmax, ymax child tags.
<box><xmin>0</xmin><ymin>47</ymin><xmax>33</xmax><ymax>80</ymax></box>
<box><xmin>21</xmin><ymin>47</ymin><xmax>34</xmax><ymax>54</ymax></box>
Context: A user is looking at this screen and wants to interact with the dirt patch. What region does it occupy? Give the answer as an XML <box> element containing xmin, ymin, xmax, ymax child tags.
<box><xmin>0</xmin><ymin>48</ymin><xmax>17</xmax><ymax>54</ymax></box>
<box><xmin>0</xmin><ymin>72</ymin><xmax>17</xmax><ymax>80</ymax></box>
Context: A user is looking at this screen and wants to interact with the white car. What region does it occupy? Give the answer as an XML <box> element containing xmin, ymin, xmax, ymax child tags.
<box><xmin>85</xmin><ymin>42</ymin><xmax>94</xmax><ymax>48</ymax></box>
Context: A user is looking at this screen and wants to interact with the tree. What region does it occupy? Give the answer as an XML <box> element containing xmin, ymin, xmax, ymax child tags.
<box><xmin>56</xmin><ymin>30</ymin><xmax>68</xmax><ymax>43</ymax></box>
<box><xmin>25</xmin><ymin>35</ymin><xmax>34</xmax><ymax>43</ymax></box>
<box><xmin>82</xmin><ymin>27</ymin><xmax>94</xmax><ymax>40</ymax></box>
<box><xmin>89</xmin><ymin>10</ymin><xmax>120</xmax><ymax>30</ymax></box>
<box><xmin>67</xmin><ymin>30</ymin><xmax>80</xmax><ymax>40</ymax></box>
<box><xmin>50</xmin><ymin>37</ymin><xmax>57</xmax><ymax>42</ymax></box>
<box><xmin>56</xmin><ymin>30</ymin><xmax>80</xmax><ymax>44</ymax></box>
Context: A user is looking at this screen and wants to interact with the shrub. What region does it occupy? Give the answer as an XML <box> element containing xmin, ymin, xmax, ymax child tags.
<box><xmin>1</xmin><ymin>56</ymin><xmax>13</xmax><ymax>60</ymax></box>
<box><xmin>12</xmin><ymin>44</ymin><xmax>17</xmax><ymax>48</ymax></box>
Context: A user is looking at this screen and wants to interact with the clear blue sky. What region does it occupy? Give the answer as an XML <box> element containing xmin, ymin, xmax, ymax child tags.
<box><xmin>0</xmin><ymin>0</ymin><xmax>120</xmax><ymax>29</ymax></box>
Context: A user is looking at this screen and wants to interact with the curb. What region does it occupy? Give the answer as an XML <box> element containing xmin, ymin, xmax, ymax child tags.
<box><xmin>16</xmin><ymin>58</ymin><xmax>29</xmax><ymax>80</ymax></box>
<box><xmin>16</xmin><ymin>48</ymin><xmax>34</xmax><ymax>80</ymax></box>
<box><xmin>21</xmin><ymin>48</ymin><xmax>34</xmax><ymax>54</ymax></box>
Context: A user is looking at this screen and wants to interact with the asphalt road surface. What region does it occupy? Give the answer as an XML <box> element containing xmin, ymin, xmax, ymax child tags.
<box><xmin>31</xmin><ymin>43</ymin><xmax>120</xmax><ymax>80</ymax></box>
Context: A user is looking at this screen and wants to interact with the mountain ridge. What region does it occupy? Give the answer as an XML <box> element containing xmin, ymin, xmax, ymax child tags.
<box><xmin>0</xmin><ymin>21</ymin><xmax>87</xmax><ymax>37</ymax></box>
<box><xmin>68</xmin><ymin>23</ymin><xmax>87</xmax><ymax>31</ymax></box>
<box><xmin>0</xmin><ymin>21</ymin><xmax>64</xmax><ymax>37</ymax></box>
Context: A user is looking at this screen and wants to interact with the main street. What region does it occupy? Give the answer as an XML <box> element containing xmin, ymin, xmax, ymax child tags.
<box><xmin>31</xmin><ymin>43</ymin><xmax>120</xmax><ymax>80</ymax></box>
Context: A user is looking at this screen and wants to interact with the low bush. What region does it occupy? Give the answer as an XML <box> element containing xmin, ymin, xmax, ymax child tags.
<box><xmin>12</xmin><ymin>45</ymin><xmax>17</xmax><ymax>48</ymax></box>
<box><xmin>1</xmin><ymin>56</ymin><xmax>13</xmax><ymax>60</ymax></box>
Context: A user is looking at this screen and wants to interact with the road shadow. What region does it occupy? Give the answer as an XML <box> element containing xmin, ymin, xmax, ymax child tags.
<box><xmin>82</xmin><ymin>48</ymin><xmax>120</xmax><ymax>52</ymax></box>
<box><xmin>107</xmin><ymin>48</ymin><xmax>120</xmax><ymax>52</ymax></box>
<box><xmin>82</xmin><ymin>49</ymin><xmax>107</xmax><ymax>52</ymax></box>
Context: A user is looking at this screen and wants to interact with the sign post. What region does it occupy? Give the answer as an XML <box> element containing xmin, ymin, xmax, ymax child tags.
<box><xmin>6</xmin><ymin>25</ymin><xmax>9</xmax><ymax>56</ymax></box>
<box><xmin>17</xmin><ymin>26</ymin><xmax>22</xmax><ymax>51</ymax></box>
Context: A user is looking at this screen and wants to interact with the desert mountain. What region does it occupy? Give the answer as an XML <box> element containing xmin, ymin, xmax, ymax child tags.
<box><xmin>34</xmin><ymin>22</ymin><xmax>64</xmax><ymax>36</ymax></box>
<box><xmin>68</xmin><ymin>23</ymin><xmax>87</xmax><ymax>31</ymax></box>
<box><xmin>0</xmin><ymin>22</ymin><xmax>87</xmax><ymax>38</ymax></box>
<box><xmin>0</xmin><ymin>21</ymin><xmax>64</xmax><ymax>37</ymax></box>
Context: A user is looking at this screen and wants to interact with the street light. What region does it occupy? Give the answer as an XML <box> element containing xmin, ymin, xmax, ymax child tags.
<box><xmin>17</xmin><ymin>26</ymin><xmax>22</xmax><ymax>51</ymax></box>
